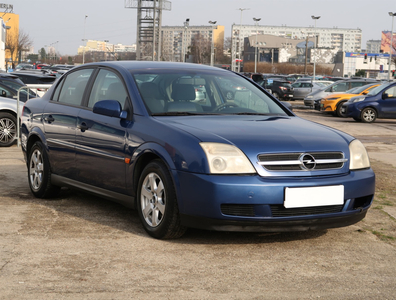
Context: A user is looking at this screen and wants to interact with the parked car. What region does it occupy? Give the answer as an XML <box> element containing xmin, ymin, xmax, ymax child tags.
<box><xmin>14</xmin><ymin>71</ymin><xmax>57</xmax><ymax>96</ymax></box>
<box><xmin>0</xmin><ymin>83</ymin><xmax>37</xmax><ymax>147</ymax></box>
<box><xmin>21</xmin><ymin>61</ymin><xmax>375</xmax><ymax>239</ymax></box>
<box><xmin>292</xmin><ymin>81</ymin><xmax>331</xmax><ymax>100</ymax></box>
<box><xmin>260</xmin><ymin>78</ymin><xmax>294</xmax><ymax>100</ymax></box>
<box><xmin>15</xmin><ymin>63</ymin><xmax>34</xmax><ymax>70</ymax></box>
<box><xmin>304</xmin><ymin>78</ymin><xmax>378</xmax><ymax>109</ymax></box>
<box><xmin>342</xmin><ymin>82</ymin><xmax>396</xmax><ymax>123</ymax></box>
<box><xmin>0</xmin><ymin>72</ymin><xmax>25</xmax><ymax>87</ymax></box>
<box><xmin>321</xmin><ymin>83</ymin><xmax>379</xmax><ymax>117</ymax></box>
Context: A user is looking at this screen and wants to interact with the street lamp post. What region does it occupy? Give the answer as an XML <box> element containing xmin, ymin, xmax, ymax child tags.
<box><xmin>253</xmin><ymin>17</ymin><xmax>261</xmax><ymax>73</ymax></box>
<box><xmin>237</xmin><ymin>8</ymin><xmax>249</xmax><ymax>72</ymax></box>
<box><xmin>311</xmin><ymin>15</ymin><xmax>320</xmax><ymax>81</ymax></box>
<box><xmin>82</xmin><ymin>15</ymin><xmax>88</xmax><ymax>64</ymax></box>
<box><xmin>182</xmin><ymin>18</ymin><xmax>190</xmax><ymax>63</ymax></box>
<box><xmin>388</xmin><ymin>12</ymin><xmax>396</xmax><ymax>81</ymax></box>
<box><xmin>209</xmin><ymin>20</ymin><xmax>217</xmax><ymax>66</ymax></box>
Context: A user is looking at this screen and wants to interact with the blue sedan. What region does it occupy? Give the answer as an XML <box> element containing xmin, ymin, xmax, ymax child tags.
<box><xmin>21</xmin><ymin>61</ymin><xmax>375</xmax><ymax>239</ymax></box>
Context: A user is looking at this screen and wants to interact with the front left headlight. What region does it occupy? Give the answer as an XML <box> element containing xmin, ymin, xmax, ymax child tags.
<box><xmin>200</xmin><ymin>142</ymin><xmax>256</xmax><ymax>174</ymax></box>
<box><xmin>349</xmin><ymin>139</ymin><xmax>370</xmax><ymax>170</ymax></box>
<box><xmin>351</xmin><ymin>96</ymin><xmax>365</xmax><ymax>103</ymax></box>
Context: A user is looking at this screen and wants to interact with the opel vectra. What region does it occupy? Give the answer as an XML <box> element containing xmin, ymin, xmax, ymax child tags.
<box><xmin>21</xmin><ymin>62</ymin><xmax>375</xmax><ymax>239</ymax></box>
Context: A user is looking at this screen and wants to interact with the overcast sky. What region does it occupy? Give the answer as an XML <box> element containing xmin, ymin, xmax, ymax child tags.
<box><xmin>10</xmin><ymin>0</ymin><xmax>396</xmax><ymax>55</ymax></box>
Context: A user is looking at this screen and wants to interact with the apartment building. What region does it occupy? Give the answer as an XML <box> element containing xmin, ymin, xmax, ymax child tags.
<box><xmin>161</xmin><ymin>25</ymin><xmax>224</xmax><ymax>62</ymax></box>
<box><xmin>231</xmin><ymin>24</ymin><xmax>362</xmax><ymax>71</ymax></box>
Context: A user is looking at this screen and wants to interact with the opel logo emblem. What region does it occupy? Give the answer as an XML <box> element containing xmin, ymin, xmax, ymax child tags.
<box><xmin>299</xmin><ymin>153</ymin><xmax>316</xmax><ymax>170</ymax></box>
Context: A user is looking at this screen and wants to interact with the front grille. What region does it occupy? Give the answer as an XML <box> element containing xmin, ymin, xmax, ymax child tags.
<box><xmin>221</xmin><ymin>204</ymin><xmax>255</xmax><ymax>217</ymax></box>
<box><xmin>258</xmin><ymin>152</ymin><xmax>346</xmax><ymax>171</ymax></box>
<box><xmin>270</xmin><ymin>205</ymin><xmax>344</xmax><ymax>217</ymax></box>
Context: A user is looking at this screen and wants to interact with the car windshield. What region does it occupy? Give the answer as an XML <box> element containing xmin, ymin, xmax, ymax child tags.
<box><xmin>132</xmin><ymin>70</ymin><xmax>289</xmax><ymax>116</ymax></box>
<box><xmin>344</xmin><ymin>86</ymin><xmax>361</xmax><ymax>94</ymax></box>
<box><xmin>348</xmin><ymin>84</ymin><xmax>376</xmax><ymax>94</ymax></box>
<box><xmin>366</xmin><ymin>83</ymin><xmax>393</xmax><ymax>96</ymax></box>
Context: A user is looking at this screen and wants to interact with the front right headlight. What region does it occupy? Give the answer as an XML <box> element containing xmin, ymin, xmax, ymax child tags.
<box><xmin>200</xmin><ymin>142</ymin><xmax>256</xmax><ymax>174</ymax></box>
<box><xmin>349</xmin><ymin>139</ymin><xmax>370</xmax><ymax>170</ymax></box>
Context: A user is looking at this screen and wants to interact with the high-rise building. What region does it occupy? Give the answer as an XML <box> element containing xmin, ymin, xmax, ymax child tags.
<box><xmin>366</xmin><ymin>40</ymin><xmax>381</xmax><ymax>53</ymax></box>
<box><xmin>160</xmin><ymin>25</ymin><xmax>224</xmax><ymax>62</ymax></box>
<box><xmin>231</xmin><ymin>24</ymin><xmax>362</xmax><ymax>71</ymax></box>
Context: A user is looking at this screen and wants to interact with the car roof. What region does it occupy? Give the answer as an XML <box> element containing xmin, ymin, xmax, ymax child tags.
<box><xmin>81</xmin><ymin>61</ymin><xmax>231</xmax><ymax>74</ymax></box>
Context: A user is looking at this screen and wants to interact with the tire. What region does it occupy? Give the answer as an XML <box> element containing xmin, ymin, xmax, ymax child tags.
<box><xmin>137</xmin><ymin>159</ymin><xmax>186</xmax><ymax>239</ymax></box>
<box><xmin>0</xmin><ymin>112</ymin><xmax>17</xmax><ymax>147</ymax></box>
<box><xmin>28</xmin><ymin>141</ymin><xmax>61</xmax><ymax>198</ymax></box>
<box><xmin>336</xmin><ymin>101</ymin><xmax>347</xmax><ymax>118</ymax></box>
<box><xmin>360</xmin><ymin>107</ymin><xmax>377</xmax><ymax>123</ymax></box>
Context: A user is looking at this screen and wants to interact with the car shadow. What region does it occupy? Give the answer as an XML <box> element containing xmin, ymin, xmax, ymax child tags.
<box><xmin>11</xmin><ymin>186</ymin><xmax>328</xmax><ymax>244</ymax></box>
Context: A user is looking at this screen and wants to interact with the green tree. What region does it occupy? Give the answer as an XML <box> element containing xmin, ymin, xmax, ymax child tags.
<box><xmin>39</xmin><ymin>48</ymin><xmax>47</xmax><ymax>61</ymax></box>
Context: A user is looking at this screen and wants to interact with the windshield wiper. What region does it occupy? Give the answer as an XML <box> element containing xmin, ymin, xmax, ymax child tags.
<box><xmin>152</xmin><ymin>112</ymin><xmax>205</xmax><ymax>116</ymax></box>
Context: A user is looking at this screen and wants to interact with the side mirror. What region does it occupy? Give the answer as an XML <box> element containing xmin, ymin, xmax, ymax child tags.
<box><xmin>93</xmin><ymin>100</ymin><xmax>127</xmax><ymax>119</ymax></box>
<box><xmin>382</xmin><ymin>93</ymin><xmax>389</xmax><ymax>100</ymax></box>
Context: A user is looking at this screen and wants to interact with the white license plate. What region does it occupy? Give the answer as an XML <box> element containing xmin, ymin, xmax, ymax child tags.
<box><xmin>284</xmin><ymin>185</ymin><xmax>344</xmax><ymax>208</ymax></box>
<box><xmin>288</xmin><ymin>94</ymin><xmax>293</xmax><ymax>97</ymax></box>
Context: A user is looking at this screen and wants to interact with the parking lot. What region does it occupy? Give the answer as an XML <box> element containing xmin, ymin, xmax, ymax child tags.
<box><xmin>1</xmin><ymin>104</ymin><xmax>395</xmax><ymax>299</ymax></box>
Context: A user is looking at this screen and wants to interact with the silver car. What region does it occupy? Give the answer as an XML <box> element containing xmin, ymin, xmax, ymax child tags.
<box><xmin>304</xmin><ymin>79</ymin><xmax>378</xmax><ymax>108</ymax></box>
<box><xmin>292</xmin><ymin>81</ymin><xmax>331</xmax><ymax>100</ymax></box>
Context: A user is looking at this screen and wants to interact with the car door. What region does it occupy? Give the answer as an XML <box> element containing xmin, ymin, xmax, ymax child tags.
<box><xmin>75</xmin><ymin>68</ymin><xmax>130</xmax><ymax>194</ymax></box>
<box><xmin>42</xmin><ymin>68</ymin><xmax>94</xmax><ymax>179</ymax></box>
<box><xmin>380</xmin><ymin>85</ymin><xmax>396</xmax><ymax>118</ymax></box>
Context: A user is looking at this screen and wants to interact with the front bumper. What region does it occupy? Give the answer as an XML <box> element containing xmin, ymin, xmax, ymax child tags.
<box><xmin>175</xmin><ymin>169</ymin><xmax>375</xmax><ymax>231</ymax></box>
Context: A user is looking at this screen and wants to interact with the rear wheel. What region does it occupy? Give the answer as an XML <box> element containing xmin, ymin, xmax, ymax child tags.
<box><xmin>28</xmin><ymin>141</ymin><xmax>60</xmax><ymax>198</ymax></box>
<box><xmin>137</xmin><ymin>160</ymin><xmax>186</xmax><ymax>239</ymax></box>
<box><xmin>0</xmin><ymin>112</ymin><xmax>17</xmax><ymax>147</ymax></box>
<box><xmin>361</xmin><ymin>107</ymin><xmax>377</xmax><ymax>123</ymax></box>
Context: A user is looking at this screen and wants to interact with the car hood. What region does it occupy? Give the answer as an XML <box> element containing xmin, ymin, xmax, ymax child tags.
<box><xmin>159</xmin><ymin>115</ymin><xmax>353</xmax><ymax>156</ymax></box>
<box><xmin>323</xmin><ymin>92</ymin><xmax>355</xmax><ymax>100</ymax></box>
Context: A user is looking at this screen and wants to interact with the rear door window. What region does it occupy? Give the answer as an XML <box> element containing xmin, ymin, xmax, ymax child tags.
<box><xmin>53</xmin><ymin>68</ymin><xmax>94</xmax><ymax>106</ymax></box>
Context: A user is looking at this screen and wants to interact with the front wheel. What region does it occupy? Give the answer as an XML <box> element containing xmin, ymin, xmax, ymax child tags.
<box><xmin>137</xmin><ymin>160</ymin><xmax>186</xmax><ymax>239</ymax></box>
<box><xmin>0</xmin><ymin>112</ymin><xmax>17</xmax><ymax>147</ymax></box>
<box><xmin>28</xmin><ymin>141</ymin><xmax>60</xmax><ymax>198</ymax></box>
<box><xmin>336</xmin><ymin>102</ymin><xmax>347</xmax><ymax>117</ymax></box>
<box><xmin>361</xmin><ymin>107</ymin><xmax>377</xmax><ymax>123</ymax></box>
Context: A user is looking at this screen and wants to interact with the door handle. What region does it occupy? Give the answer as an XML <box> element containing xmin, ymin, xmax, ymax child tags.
<box><xmin>77</xmin><ymin>122</ymin><xmax>89</xmax><ymax>132</ymax></box>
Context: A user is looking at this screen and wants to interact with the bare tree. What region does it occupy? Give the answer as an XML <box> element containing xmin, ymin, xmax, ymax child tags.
<box><xmin>189</xmin><ymin>33</ymin><xmax>211</xmax><ymax>64</ymax></box>
<box><xmin>5</xmin><ymin>29</ymin><xmax>32</xmax><ymax>68</ymax></box>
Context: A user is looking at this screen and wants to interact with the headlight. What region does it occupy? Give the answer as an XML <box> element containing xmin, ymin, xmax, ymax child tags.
<box><xmin>351</xmin><ymin>96</ymin><xmax>365</xmax><ymax>103</ymax></box>
<box><xmin>306</xmin><ymin>95</ymin><xmax>313</xmax><ymax>99</ymax></box>
<box><xmin>349</xmin><ymin>139</ymin><xmax>370</xmax><ymax>170</ymax></box>
<box><xmin>200</xmin><ymin>143</ymin><xmax>256</xmax><ymax>174</ymax></box>
<box><xmin>326</xmin><ymin>97</ymin><xmax>340</xmax><ymax>101</ymax></box>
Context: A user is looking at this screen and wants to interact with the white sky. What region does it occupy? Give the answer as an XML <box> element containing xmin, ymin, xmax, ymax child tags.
<box><xmin>10</xmin><ymin>0</ymin><xmax>396</xmax><ymax>55</ymax></box>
